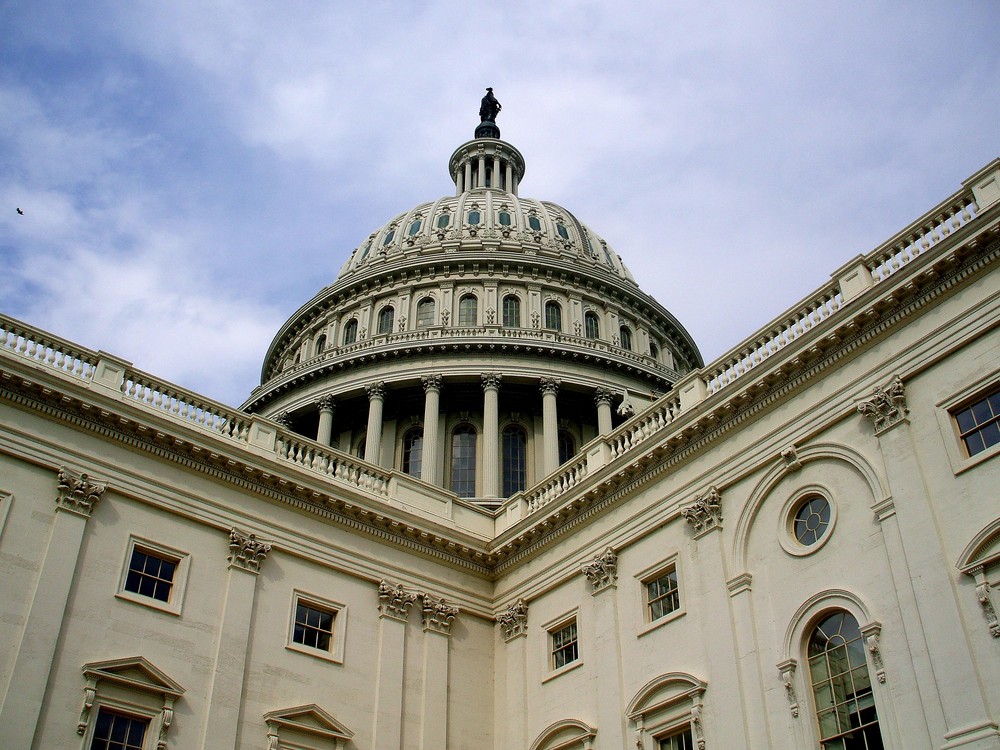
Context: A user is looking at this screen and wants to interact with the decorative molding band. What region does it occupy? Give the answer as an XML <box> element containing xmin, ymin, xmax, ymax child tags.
<box><xmin>56</xmin><ymin>466</ymin><xmax>107</xmax><ymax>517</ymax></box>
<box><xmin>857</xmin><ymin>376</ymin><xmax>908</xmax><ymax>435</ymax></box>
<box><xmin>418</xmin><ymin>592</ymin><xmax>459</xmax><ymax>635</ymax></box>
<box><xmin>726</xmin><ymin>573</ymin><xmax>753</xmax><ymax>597</ymax></box>
<box><xmin>681</xmin><ymin>486</ymin><xmax>723</xmax><ymax>536</ymax></box>
<box><xmin>496</xmin><ymin>598</ymin><xmax>528</xmax><ymax>641</ymax></box>
<box><xmin>582</xmin><ymin>547</ymin><xmax>618</xmax><ymax>593</ymax></box>
<box><xmin>227</xmin><ymin>528</ymin><xmax>272</xmax><ymax>573</ymax></box>
<box><xmin>378</xmin><ymin>579</ymin><xmax>417</xmax><ymax>622</ymax></box>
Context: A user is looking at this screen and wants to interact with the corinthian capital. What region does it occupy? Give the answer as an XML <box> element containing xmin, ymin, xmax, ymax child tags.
<box><xmin>227</xmin><ymin>528</ymin><xmax>272</xmax><ymax>573</ymax></box>
<box><xmin>316</xmin><ymin>395</ymin><xmax>336</xmax><ymax>413</ymax></box>
<box><xmin>56</xmin><ymin>467</ymin><xmax>107</xmax><ymax>516</ymax></box>
<box><xmin>539</xmin><ymin>377</ymin><xmax>561</xmax><ymax>395</ymax></box>
<box><xmin>594</xmin><ymin>386</ymin><xmax>614</xmax><ymax>406</ymax></box>
<box><xmin>422</xmin><ymin>374</ymin><xmax>443</xmax><ymax>392</ymax></box>
<box><xmin>481</xmin><ymin>372</ymin><xmax>502</xmax><ymax>390</ymax></box>
<box><xmin>582</xmin><ymin>547</ymin><xmax>618</xmax><ymax>592</ymax></box>
<box><xmin>418</xmin><ymin>592</ymin><xmax>459</xmax><ymax>635</ymax></box>
<box><xmin>496</xmin><ymin>598</ymin><xmax>528</xmax><ymax>641</ymax></box>
<box><xmin>681</xmin><ymin>486</ymin><xmax>723</xmax><ymax>535</ymax></box>
<box><xmin>366</xmin><ymin>381</ymin><xmax>387</xmax><ymax>400</ymax></box>
<box><xmin>857</xmin><ymin>376</ymin><xmax>908</xmax><ymax>435</ymax></box>
<box><xmin>378</xmin><ymin>579</ymin><xmax>417</xmax><ymax>621</ymax></box>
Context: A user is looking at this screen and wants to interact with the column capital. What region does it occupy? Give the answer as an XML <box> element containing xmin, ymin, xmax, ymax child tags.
<box><xmin>594</xmin><ymin>386</ymin><xmax>614</xmax><ymax>406</ymax></box>
<box><xmin>681</xmin><ymin>486</ymin><xmax>723</xmax><ymax>536</ymax></box>
<box><xmin>315</xmin><ymin>394</ymin><xmax>336</xmax><ymax>413</ymax></box>
<box><xmin>481</xmin><ymin>372</ymin><xmax>502</xmax><ymax>391</ymax></box>
<box><xmin>582</xmin><ymin>547</ymin><xmax>618</xmax><ymax>593</ymax></box>
<box><xmin>378</xmin><ymin>579</ymin><xmax>417</xmax><ymax>622</ymax></box>
<box><xmin>418</xmin><ymin>592</ymin><xmax>459</xmax><ymax>635</ymax></box>
<box><xmin>539</xmin><ymin>377</ymin><xmax>561</xmax><ymax>395</ymax></box>
<box><xmin>272</xmin><ymin>411</ymin><xmax>292</xmax><ymax>428</ymax></box>
<box><xmin>422</xmin><ymin>374</ymin><xmax>443</xmax><ymax>392</ymax></box>
<box><xmin>56</xmin><ymin>467</ymin><xmax>107</xmax><ymax>517</ymax></box>
<box><xmin>227</xmin><ymin>528</ymin><xmax>272</xmax><ymax>573</ymax></box>
<box><xmin>496</xmin><ymin>598</ymin><xmax>529</xmax><ymax>642</ymax></box>
<box><xmin>857</xmin><ymin>375</ymin><xmax>908</xmax><ymax>435</ymax></box>
<box><xmin>366</xmin><ymin>381</ymin><xmax>387</xmax><ymax>400</ymax></box>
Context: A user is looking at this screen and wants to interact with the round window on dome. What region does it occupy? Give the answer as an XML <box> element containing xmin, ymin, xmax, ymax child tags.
<box><xmin>793</xmin><ymin>496</ymin><xmax>830</xmax><ymax>546</ymax></box>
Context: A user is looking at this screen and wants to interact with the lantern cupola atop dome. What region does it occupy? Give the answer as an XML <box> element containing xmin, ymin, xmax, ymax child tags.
<box><xmin>450</xmin><ymin>88</ymin><xmax>524</xmax><ymax>196</ymax></box>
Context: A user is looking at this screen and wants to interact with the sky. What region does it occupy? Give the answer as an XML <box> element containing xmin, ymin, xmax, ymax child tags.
<box><xmin>1</xmin><ymin>1</ymin><xmax>998</xmax><ymax>407</ymax></box>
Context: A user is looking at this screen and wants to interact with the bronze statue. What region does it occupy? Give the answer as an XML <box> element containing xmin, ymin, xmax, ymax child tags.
<box><xmin>479</xmin><ymin>87</ymin><xmax>501</xmax><ymax>122</ymax></box>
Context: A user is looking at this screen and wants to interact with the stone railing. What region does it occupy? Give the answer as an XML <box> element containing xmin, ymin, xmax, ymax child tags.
<box><xmin>275</xmin><ymin>431</ymin><xmax>390</xmax><ymax>497</ymax></box>
<box><xmin>0</xmin><ymin>314</ymin><xmax>99</xmax><ymax>382</ymax></box>
<box><xmin>522</xmin><ymin>453</ymin><xmax>590</xmax><ymax>513</ymax></box>
<box><xmin>608</xmin><ymin>392</ymin><xmax>683</xmax><ymax>459</ymax></box>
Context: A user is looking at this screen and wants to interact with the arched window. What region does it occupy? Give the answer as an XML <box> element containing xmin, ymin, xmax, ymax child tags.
<box><xmin>355</xmin><ymin>438</ymin><xmax>366</xmax><ymax>460</ymax></box>
<box><xmin>585</xmin><ymin>311</ymin><xmax>600</xmax><ymax>339</ymax></box>
<box><xmin>649</xmin><ymin>341</ymin><xmax>659</xmax><ymax>360</ymax></box>
<box><xmin>502</xmin><ymin>425</ymin><xmax>527</xmax><ymax>497</ymax></box>
<box><xmin>450</xmin><ymin>425</ymin><xmax>477</xmax><ymax>498</ymax></box>
<box><xmin>558</xmin><ymin>429</ymin><xmax>575</xmax><ymax>465</ymax></box>
<box><xmin>619</xmin><ymin>325</ymin><xmax>633</xmax><ymax>351</ymax></box>
<box><xmin>416</xmin><ymin>298</ymin><xmax>435</xmax><ymax>328</ymax></box>
<box><xmin>544</xmin><ymin>301</ymin><xmax>562</xmax><ymax>331</ymax></box>
<box><xmin>343</xmin><ymin>319</ymin><xmax>358</xmax><ymax>345</ymax></box>
<box><xmin>315</xmin><ymin>334</ymin><xmax>327</xmax><ymax>355</ymax></box>
<box><xmin>402</xmin><ymin>428</ymin><xmax>423</xmax><ymax>477</ymax></box>
<box><xmin>807</xmin><ymin>611</ymin><xmax>884</xmax><ymax>749</ymax></box>
<box><xmin>502</xmin><ymin>295</ymin><xmax>521</xmax><ymax>327</ymax></box>
<box><xmin>377</xmin><ymin>306</ymin><xmax>394</xmax><ymax>334</ymax></box>
<box><xmin>459</xmin><ymin>295</ymin><xmax>478</xmax><ymax>326</ymax></box>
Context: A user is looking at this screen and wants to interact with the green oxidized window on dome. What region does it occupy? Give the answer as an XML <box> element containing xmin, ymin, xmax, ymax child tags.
<box><xmin>359</xmin><ymin>240</ymin><xmax>372</xmax><ymax>261</ymax></box>
<box><xmin>467</xmin><ymin>210</ymin><xmax>481</xmax><ymax>225</ymax></box>
<box><xmin>498</xmin><ymin>211</ymin><xmax>511</xmax><ymax>226</ymax></box>
<box><xmin>556</xmin><ymin>223</ymin><xmax>569</xmax><ymax>240</ymax></box>
<box><xmin>528</xmin><ymin>216</ymin><xmax>541</xmax><ymax>232</ymax></box>
<box><xmin>437</xmin><ymin>213</ymin><xmax>450</xmax><ymax>229</ymax></box>
<box><xmin>408</xmin><ymin>219</ymin><xmax>422</xmax><ymax>236</ymax></box>
<box><xmin>383</xmin><ymin>229</ymin><xmax>395</xmax><ymax>246</ymax></box>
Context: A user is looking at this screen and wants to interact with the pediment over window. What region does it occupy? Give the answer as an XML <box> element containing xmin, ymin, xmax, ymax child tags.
<box><xmin>957</xmin><ymin>518</ymin><xmax>1000</xmax><ymax>575</ymax></box>
<box><xmin>264</xmin><ymin>704</ymin><xmax>354</xmax><ymax>749</ymax></box>
<box><xmin>82</xmin><ymin>656</ymin><xmax>184</xmax><ymax>699</ymax></box>
<box><xmin>626</xmin><ymin>671</ymin><xmax>706</xmax><ymax>719</ymax></box>
<box><xmin>529</xmin><ymin>718</ymin><xmax>597</xmax><ymax>750</ymax></box>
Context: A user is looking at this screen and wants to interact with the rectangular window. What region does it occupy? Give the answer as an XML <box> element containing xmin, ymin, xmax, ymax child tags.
<box><xmin>551</xmin><ymin>620</ymin><xmax>579</xmax><ymax>670</ymax></box>
<box><xmin>89</xmin><ymin>708</ymin><xmax>148</xmax><ymax>750</ymax></box>
<box><xmin>287</xmin><ymin>591</ymin><xmax>347</xmax><ymax>663</ymax></box>
<box><xmin>646</xmin><ymin>568</ymin><xmax>680</xmax><ymax>622</ymax></box>
<box><xmin>117</xmin><ymin>537</ymin><xmax>189</xmax><ymax>615</ymax></box>
<box><xmin>953</xmin><ymin>386</ymin><xmax>1000</xmax><ymax>456</ymax></box>
<box><xmin>658</xmin><ymin>727</ymin><xmax>693</xmax><ymax>750</ymax></box>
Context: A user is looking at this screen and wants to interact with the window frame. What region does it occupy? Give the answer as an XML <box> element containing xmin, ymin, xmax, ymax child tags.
<box><xmin>376</xmin><ymin>306</ymin><xmax>395</xmax><ymax>335</ymax></box>
<box><xmin>502</xmin><ymin>423</ymin><xmax>528</xmax><ymax>497</ymax></box>
<box><xmin>584</xmin><ymin>311</ymin><xmax>600</xmax><ymax>340</ymax></box>
<box><xmin>416</xmin><ymin>297</ymin><xmax>436</xmax><ymax>328</ymax></box>
<box><xmin>636</xmin><ymin>555</ymin><xmax>686</xmax><ymax>636</ymax></box>
<box><xmin>778</xmin><ymin>486</ymin><xmax>838</xmax><ymax>557</ymax></box>
<box><xmin>401</xmin><ymin>426</ymin><xmax>423</xmax><ymax>477</ymax></box>
<box><xmin>342</xmin><ymin>319</ymin><xmax>358</xmax><ymax>345</ymax></box>
<box><xmin>619</xmin><ymin>325</ymin><xmax>633</xmax><ymax>351</ymax></box>
<box><xmin>116</xmin><ymin>536</ymin><xmax>190</xmax><ymax>616</ymax></box>
<box><xmin>542</xmin><ymin>610</ymin><xmax>583</xmax><ymax>681</ymax></box>
<box><xmin>287</xmin><ymin>590</ymin><xmax>348</xmax><ymax>664</ymax></box>
<box><xmin>449</xmin><ymin>423</ymin><xmax>478</xmax><ymax>498</ymax></box>
<box><xmin>935</xmin><ymin>371</ymin><xmax>1000</xmax><ymax>474</ymax></box>
<box><xmin>544</xmin><ymin>301</ymin><xmax>562</xmax><ymax>332</ymax></box>
<box><xmin>88</xmin><ymin>707</ymin><xmax>151</xmax><ymax>750</ymax></box>
<box><xmin>458</xmin><ymin>294</ymin><xmax>478</xmax><ymax>326</ymax></box>
<box><xmin>502</xmin><ymin>295</ymin><xmax>521</xmax><ymax>328</ymax></box>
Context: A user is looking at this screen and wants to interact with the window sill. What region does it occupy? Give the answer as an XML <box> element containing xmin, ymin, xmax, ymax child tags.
<box><xmin>115</xmin><ymin>591</ymin><xmax>182</xmax><ymax>617</ymax></box>
<box><xmin>637</xmin><ymin>608</ymin><xmax>686</xmax><ymax>638</ymax></box>
<box><xmin>285</xmin><ymin>642</ymin><xmax>344</xmax><ymax>665</ymax></box>
<box><xmin>542</xmin><ymin>659</ymin><xmax>584</xmax><ymax>684</ymax></box>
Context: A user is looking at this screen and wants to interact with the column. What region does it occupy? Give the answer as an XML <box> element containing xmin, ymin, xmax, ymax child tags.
<box><xmin>497</xmin><ymin>600</ymin><xmax>529</xmax><ymax>750</ymax></box>
<box><xmin>858</xmin><ymin>378</ymin><xmax>997</xmax><ymax>747</ymax></box>
<box><xmin>365</xmin><ymin>381</ymin><xmax>386</xmax><ymax>465</ymax></box>
<box><xmin>372</xmin><ymin>580</ymin><xmax>416</xmax><ymax>750</ymax></box>
<box><xmin>505</xmin><ymin>163</ymin><xmax>513</xmax><ymax>193</ymax></box>
<box><xmin>316</xmin><ymin>395</ymin><xmax>335</xmax><ymax>446</ymax></box>
<box><xmin>540</xmin><ymin>378</ymin><xmax>561</xmax><ymax>475</ymax></box>
<box><xmin>477</xmin><ymin>156</ymin><xmax>486</xmax><ymax>188</ymax></box>
<box><xmin>201</xmin><ymin>529</ymin><xmax>272</xmax><ymax>749</ymax></box>
<box><xmin>727</xmin><ymin>576</ymin><xmax>773</xmax><ymax>749</ymax></box>
<box><xmin>582</xmin><ymin>549</ymin><xmax>627</xmax><ymax>749</ymax></box>
<box><xmin>417</xmin><ymin>593</ymin><xmax>458</xmax><ymax>750</ymax></box>
<box><xmin>492</xmin><ymin>156</ymin><xmax>500</xmax><ymax>188</ymax></box>
<box><xmin>594</xmin><ymin>387</ymin><xmax>614</xmax><ymax>435</ymax></box>
<box><xmin>482</xmin><ymin>373</ymin><xmax>501</xmax><ymax>498</ymax></box>
<box><xmin>421</xmin><ymin>376</ymin><xmax>442</xmax><ymax>485</ymax></box>
<box><xmin>0</xmin><ymin>469</ymin><xmax>107</xmax><ymax>747</ymax></box>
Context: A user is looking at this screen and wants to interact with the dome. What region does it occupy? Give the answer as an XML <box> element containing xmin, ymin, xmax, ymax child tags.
<box><xmin>242</xmin><ymin>102</ymin><xmax>702</xmax><ymax>506</ymax></box>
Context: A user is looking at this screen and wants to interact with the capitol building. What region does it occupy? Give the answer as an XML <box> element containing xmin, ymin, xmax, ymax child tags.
<box><xmin>0</xmin><ymin>100</ymin><xmax>998</xmax><ymax>750</ymax></box>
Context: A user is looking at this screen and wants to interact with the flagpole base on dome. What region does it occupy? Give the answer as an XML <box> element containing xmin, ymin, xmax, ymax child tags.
<box><xmin>475</xmin><ymin>120</ymin><xmax>500</xmax><ymax>139</ymax></box>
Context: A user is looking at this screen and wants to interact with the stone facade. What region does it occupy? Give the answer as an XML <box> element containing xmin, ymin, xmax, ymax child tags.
<box><xmin>0</xmin><ymin>128</ymin><xmax>999</xmax><ymax>750</ymax></box>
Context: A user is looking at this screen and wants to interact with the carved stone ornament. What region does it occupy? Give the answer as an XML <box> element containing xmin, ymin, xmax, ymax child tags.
<box><xmin>366</xmin><ymin>381</ymin><xmax>387</xmax><ymax>400</ymax></box>
<box><xmin>582</xmin><ymin>547</ymin><xmax>618</xmax><ymax>593</ymax></box>
<box><xmin>594</xmin><ymin>387</ymin><xmax>615</xmax><ymax>407</ymax></box>
<box><xmin>56</xmin><ymin>467</ymin><xmax>107</xmax><ymax>516</ymax></box>
<box><xmin>681</xmin><ymin>486</ymin><xmax>723</xmax><ymax>535</ymax></box>
<box><xmin>691</xmin><ymin>698</ymin><xmax>706</xmax><ymax>750</ymax></box>
<box><xmin>421</xmin><ymin>374</ymin><xmax>443</xmax><ymax>392</ymax></box>
<box><xmin>440</xmin><ymin>308</ymin><xmax>450</xmax><ymax>326</ymax></box>
<box><xmin>860</xmin><ymin>621</ymin><xmax>886</xmax><ymax>683</ymax></box>
<box><xmin>539</xmin><ymin>377</ymin><xmax>561</xmax><ymax>396</ymax></box>
<box><xmin>531</xmin><ymin>311</ymin><xmax>541</xmax><ymax>329</ymax></box>
<box><xmin>481</xmin><ymin>372</ymin><xmax>502</xmax><ymax>390</ymax></box>
<box><xmin>227</xmin><ymin>528</ymin><xmax>272</xmax><ymax>573</ymax></box>
<box><xmin>496</xmin><ymin>598</ymin><xmax>528</xmax><ymax>641</ymax></box>
<box><xmin>316</xmin><ymin>395</ymin><xmax>336</xmax><ymax>413</ymax></box>
<box><xmin>574</xmin><ymin>320</ymin><xmax>583</xmax><ymax>335</ymax></box>
<box><xmin>777</xmin><ymin>659</ymin><xmax>800</xmax><ymax>718</ymax></box>
<box><xmin>378</xmin><ymin>579</ymin><xmax>417</xmax><ymax>621</ymax></box>
<box><xmin>418</xmin><ymin>592</ymin><xmax>459</xmax><ymax>635</ymax></box>
<box><xmin>398</xmin><ymin>316</ymin><xmax>407</xmax><ymax>331</ymax></box>
<box><xmin>781</xmin><ymin>445</ymin><xmax>803</xmax><ymax>472</ymax></box>
<box><xmin>273</xmin><ymin>411</ymin><xmax>292</xmax><ymax>428</ymax></box>
<box><xmin>485</xmin><ymin>308</ymin><xmax>496</xmax><ymax>324</ymax></box>
<box><xmin>857</xmin><ymin>376</ymin><xmax>908</xmax><ymax>435</ymax></box>
<box><xmin>974</xmin><ymin>582</ymin><xmax>1000</xmax><ymax>638</ymax></box>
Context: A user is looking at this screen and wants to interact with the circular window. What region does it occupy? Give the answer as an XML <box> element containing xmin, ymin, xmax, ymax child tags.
<box><xmin>793</xmin><ymin>496</ymin><xmax>830</xmax><ymax>546</ymax></box>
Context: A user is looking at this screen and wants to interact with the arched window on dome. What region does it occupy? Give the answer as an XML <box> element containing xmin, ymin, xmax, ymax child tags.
<box><xmin>585</xmin><ymin>311</ymin><xmax>600</xmax><ymax>340</ymax></box>
<box><xmin>544</xmin><ymin>301</ymin><xmax>562</xmax><ymax>332</ymax></box>
<box><xmin>619</xmin><ymin>325</ymin><xmax>633</xmax><ymax>351</ymax></box>
<box><xmin>558</xmin><ymin>429</ymin><xmax>575</xmax><ymax>465</ymax></box>
<box><xmin>407</xmin><ymin>218</ymin><xmax>422</xmax><ymax>237</ymax></box>
<box><xmin>355</xmin><ymin>437</ymin><xmax>366</xmax><ymax>460</ymax></box>
<box><xmin>436</xmin><ymin>212</ymin><xmax>451</xmax><ymax>229</ymax></box>
<box><xmin>649</xmin><ymin>341</ymin><xmax>659</xmax><ymax>361</ymax></box>
<box><xmin>342</xmin><ymin>319</ymin><xmax>358</xmax><ymax>345</ymax></box>
<box><xmin>502</xmin><ymin>295</ymin><xmax>521</xmax><ymax>328</ymax></box>
<box><xmin>459</xmin><ymin>295</ymin><xmax>478</xmax><ymax>326</ymax></box>
<box><xmin>502</xmin><ymin>425</ymin><xmax>527</xmax><ymax>497</ymax></box>
<box><xmin>401</xmin><ymin>428</ymin><xmax>423</xmax><ymax>477</ymax></box>
<box><xmin>377</xmin><ymin>306</ymin><xmax>394</xmax><ymax>335</ymax></box>
<box><xmin>807</xmin><ymin>611</ymin><xmax>885</xmax><ymax>749</ymax></box>
<box><xmin>416</xmin><ymin>298</ymin><xmax>435</xmax><ymax>328</ymax></box>
<box><xmin>315</xmin><ymin>334</ymin><xmax>327</xmax><ymax>355</ymax></box>
<box><xmin>450</xmin><ymin>424</ymin><xmax>477</xmax><ymax>498</ymax></box>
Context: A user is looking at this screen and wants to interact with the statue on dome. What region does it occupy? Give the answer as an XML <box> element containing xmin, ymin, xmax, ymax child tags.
<box><xmin>479</xmin><ymin>87</ymin><xmax>502</xmax><ymax>122</ymax></box>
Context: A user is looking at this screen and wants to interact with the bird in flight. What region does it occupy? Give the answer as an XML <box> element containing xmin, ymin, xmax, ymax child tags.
<box><xmin>16</xmin><ymin>208</ymin><xmax>24</xmax><ymax>215</ymax></box>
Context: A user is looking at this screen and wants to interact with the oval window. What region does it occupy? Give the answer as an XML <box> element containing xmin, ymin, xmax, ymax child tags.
<box><xmin>793</xmin><ymin>496</ymin><xmax>831</xmax><ymax>546</ymax></box>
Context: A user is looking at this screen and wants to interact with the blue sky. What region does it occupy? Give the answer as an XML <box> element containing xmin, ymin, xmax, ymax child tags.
<box><xmin>2</xmin><ymin>1</ymin><xmax>998</xmax><ymax>406</ymax></box>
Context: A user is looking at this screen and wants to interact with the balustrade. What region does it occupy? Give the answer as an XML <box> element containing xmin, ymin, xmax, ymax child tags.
<box><xmin>0</xmin><ymin>314</ymin><xmax>98</xmax><ymax>381</ymax></box>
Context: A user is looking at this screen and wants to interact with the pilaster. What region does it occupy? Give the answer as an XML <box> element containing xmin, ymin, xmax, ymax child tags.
<box><xmin>372</xmin><ymin>580</ymin><xmax>416</xmax><ymax>750</ymax></box>
<box><xmin>497</xmin><ymin>599</ymin><xmax>529</xmax><ymax>750</ymax></box>
<box><xmin>417</xmin><ymin>593</ymin><xmax>458</xmax><ymax>750</ymax></box>
<box><xmin>583</xmin><ymin>548</ymin><xmax>626</xmax><ymax>749</ymax></box>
